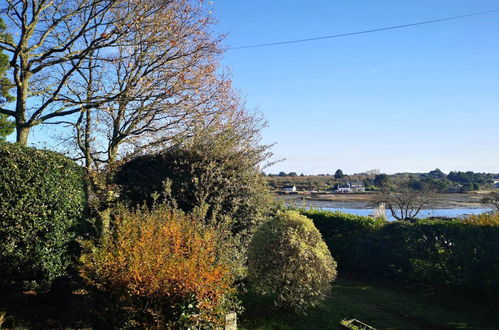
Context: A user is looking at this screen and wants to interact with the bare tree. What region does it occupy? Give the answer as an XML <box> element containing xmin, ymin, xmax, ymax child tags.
<box><xmin>0</xmin><ymin>0</ymin><xmax>152</xmax><ymax>145</ymax></box>
<box><xmin>376</xmin><ymin>181</ymin><xmax>435</xmax><ymax>221</ymax></box>
<box><xmin>59</xmin><ymin>0</ymin><xmax>226</xmax><ymax>170</ymax></box>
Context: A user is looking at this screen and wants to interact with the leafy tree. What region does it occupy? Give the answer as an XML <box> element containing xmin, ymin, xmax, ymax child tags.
<box><xmin>334</xmin><ymin>169</ymin><xmax>344</xmax><ymax>179</ymax></box>
<box><xmin>0</xmin><ymin>19</ymin><xmax>14</xmax><ymax>140</ymax></box>
<box><xmin>374</xmin><ymin>174</ymin><xmax>389</xmax><ymax>187</ymax></box>
<box><xmin>247</xmin><ymin>211</ymin><xmax>337</xmax><ymax>314</ymax></box>
<box><xmin>428</xmin><ymin>168</ymin><xmax>446</xmax><ymax>179</ymax></box>
<box><xmin>278</xmin><ymin>172</ymin><xmax>287</xmax><ymax>177</ymax></box>
<box><xmin>409</xmin><ymin>180</ymin><xmax>423</xmax><ymax>191</ymax></box>
<box><xmin>448</xmin><ymin>171</ymin><xmax>490</xmax><ymax>185</ymax></box>
<box><xmin>0</xmin><ymin>114</ymin><xmax>14</xmax><ymax>141</ymax></box>
<box><xmin>288</xmin><ymin>172</ymin><xmax>298</xmax><ymax>177</ymax></box>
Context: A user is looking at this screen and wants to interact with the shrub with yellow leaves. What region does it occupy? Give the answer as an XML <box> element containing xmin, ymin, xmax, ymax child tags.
<box><xmin>80</xmin><ymin>205</ymin><xmax>235</xmax><ymax>328</ymax></box>
<box><xmin>462</xmin><ymin>211</ymin><xmax>499</xmax><ymax>226</ymax></box>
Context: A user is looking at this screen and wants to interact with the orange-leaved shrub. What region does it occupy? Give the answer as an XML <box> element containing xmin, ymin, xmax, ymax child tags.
<box><xmin>80</xmin><ymin>205</ymin><xmax>234</xmax><ymax>328</ymax></box>
<box><xmin>463</xmin><ymin>212</ymin><xmax>499</xmax><ymax>226</ymax></box>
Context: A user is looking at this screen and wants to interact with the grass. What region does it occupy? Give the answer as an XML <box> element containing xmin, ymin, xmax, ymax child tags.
<box><xmin>239</xmin><ymin>276</ymin><xmax>499</xmax><ymax>330</ymax></box>
<box><xmin>1</xmin><ymin>276</ymin><xmax>497</xmax><ymax>329</ymax></box>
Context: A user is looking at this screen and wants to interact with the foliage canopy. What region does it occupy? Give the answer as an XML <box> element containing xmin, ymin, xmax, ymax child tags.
<box><xmin>116</xmin><ymin>125</ymin><xmax>273</xmax><ymax>235</ymax></box>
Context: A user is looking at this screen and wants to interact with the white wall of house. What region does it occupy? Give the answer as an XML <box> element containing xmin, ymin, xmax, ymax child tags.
<box><xmin>283</xmin><ymin>186</ymin><xmax>297</xmax><ymax>192</ymax></box>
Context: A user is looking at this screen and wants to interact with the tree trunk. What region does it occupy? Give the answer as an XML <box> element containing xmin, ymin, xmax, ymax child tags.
<box><xmin>14</xmin><ymin>52</ymin><xmax>31</xmax><ymax>146</ymax></box>
<box><xmin>108</xmin><ymin>144</ymin><xmax>119</xmax><ymax>163</ymax></box>
<box><xmin>16</xmin><ymin>124</ymin><xmax>29</xmax><ymax>146</ymax></box>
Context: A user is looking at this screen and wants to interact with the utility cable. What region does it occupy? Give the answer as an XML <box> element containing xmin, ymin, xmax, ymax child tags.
<box><xmin>229</xmin><ymin>8</ymin><xmax>499</xmax><ymax>50</ymax></box>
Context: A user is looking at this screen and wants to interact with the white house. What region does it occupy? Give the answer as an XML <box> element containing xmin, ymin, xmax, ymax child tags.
<box><xmin>336</xmin><ymin>183</ymin><xmax>352</xmax><ymax>193</ymax></box>
<box><xmin>335</xmin><ymin>181</ymin><xmax>365</xmax><ymax>193</ymax></box>
<box><xmin>282</xmin><ymin>185</ymin><xmax>297</xmax><ymax>193</ymax></box>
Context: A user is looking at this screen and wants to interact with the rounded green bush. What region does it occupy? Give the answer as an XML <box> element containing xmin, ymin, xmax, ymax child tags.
<box><xmin>0</xmin><ymin>142</ymin><xmax>86</xmax><ymax>292</ymax></box>
<box><xmin>247</xmin><ymin>210</ymin><xmax>337</xmax><ymax>314</ymax></box>
<box><xmin>115</xmin><ymin>131</ymin><xmax>273</xmax><ymax>234</ymax></box>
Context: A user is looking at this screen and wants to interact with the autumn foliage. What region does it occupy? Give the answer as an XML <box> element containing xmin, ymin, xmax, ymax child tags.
<box><xmin>463</xmin><ymin>212</ymin><xmax>499</xmax><ymax>226</ymax></box>
<box><xmin>80</xmin><ymin>205</ymin><xmax>234</xmax><ymax>328</ymax></box>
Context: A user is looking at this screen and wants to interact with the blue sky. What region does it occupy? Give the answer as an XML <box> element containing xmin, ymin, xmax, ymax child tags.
<box><xmin>212</xmin><ymin>1</ymin><xmax>499</xmax><ymax>174</ymax></box>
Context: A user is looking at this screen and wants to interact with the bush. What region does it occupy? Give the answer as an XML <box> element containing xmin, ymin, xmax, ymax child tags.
<box><xmin>463</xmin><ymin>211</ymin><xmax>499</xmax><ymax>226</ymax></box>
<box><xmin>0</xmin><ymin>142</ymin><xmax>86</xmax><ymax>292</ymax></box>
<box><xmin>80</xmin><ymin>205</ymin><xmax>235</xmax><ymax>328</ymax></box>
<box><xmin>247</xmin><ymin>211</ymin><xmax>337</xmax><ymax>314</ymax></box>
<box><xmin>115</xmin><ymin>130</ymin><xmax>273</xmax><ymax>233</ymax></box>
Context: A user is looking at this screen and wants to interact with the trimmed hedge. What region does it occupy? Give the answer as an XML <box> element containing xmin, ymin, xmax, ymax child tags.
<box><xmin>300</xmin><ymin>209</ymin><xmax>384</xmax><ymax>271</ymax></box>
<box><xmin>0</xmin><ymin>142</ymin><xmax>87</xmax><ymax>292</ymax></box>
<box><xmin>300</xmin><ymin>210</ymin><xmax>499</xmax><ymax>296</ymax></box>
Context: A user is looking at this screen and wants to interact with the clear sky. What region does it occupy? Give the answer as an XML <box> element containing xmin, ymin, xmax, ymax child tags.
<box><xmin>212</xmin><ymin>1</ymin><xmax>499</xmax><ymax>175</ymax></box>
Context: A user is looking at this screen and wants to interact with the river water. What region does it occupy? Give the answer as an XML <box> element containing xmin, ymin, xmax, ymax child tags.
<box><xmin>313</xmin><ymin>207</ymin><xmax>490</xmax><ymax>221</ymax></box>
<box><xmin>283</xmin><ymin>198</ymin><xmax>491</xmax><ymax>221</ymax></box>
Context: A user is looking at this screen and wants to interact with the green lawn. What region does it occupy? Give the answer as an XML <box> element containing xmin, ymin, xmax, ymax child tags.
<box><xmin>239</xmin><ymin>276</ymin><xmax>499</xmax><ymax>330</ymax></box>
<box><xmin>2</xmin><ymin>276</ymin><xmax>497</xmax><ymax>329</ymax></box>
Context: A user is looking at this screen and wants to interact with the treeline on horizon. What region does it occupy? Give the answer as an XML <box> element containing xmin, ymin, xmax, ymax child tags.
<box><xmin>266</xmin><ymin>168</ymin><xmax>499</xmax><ymax>192</ymax></box>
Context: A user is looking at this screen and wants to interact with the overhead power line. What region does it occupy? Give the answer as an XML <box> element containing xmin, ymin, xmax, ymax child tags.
<box><xmin>229</xmin><ymin>8</ymin><xmax>499</xmax><ymax>50</ymax></box>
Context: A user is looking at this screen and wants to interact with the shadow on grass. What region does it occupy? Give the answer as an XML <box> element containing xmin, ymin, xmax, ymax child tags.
<box><xmin>239</xmin><ymin>276</ymin><xmax>499</xmax><ymax>330</ymax></box>
<box><xmin>1</xmin><ymin>276</ymin><xmax>498</xmax><ymax>329</ymax></box>
<box><xmin>0</xmin><ymin>288</ymin><xmax>95</xmax><ymax>329</ymax></box>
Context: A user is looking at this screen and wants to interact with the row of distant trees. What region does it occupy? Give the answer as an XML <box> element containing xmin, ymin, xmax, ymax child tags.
<box><xmin>267</xmin><ymin>169</ymin><xmax>345</xmax><ymax>178</ymax></box>
<box><xmin>266</xmin><ymin>168</ymin><xmax>498</xmax><ymax>192</ymax></box>
<box><xmin>378</xmin><ymin>169</ymin><xmax>498</xmax><ymax>192</ymax></box>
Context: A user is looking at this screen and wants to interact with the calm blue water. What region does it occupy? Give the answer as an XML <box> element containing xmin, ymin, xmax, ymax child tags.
<box><xmin>318</xmin><ymin>208</ymin><xmax>491</xmax><ymax>221</ymax></box>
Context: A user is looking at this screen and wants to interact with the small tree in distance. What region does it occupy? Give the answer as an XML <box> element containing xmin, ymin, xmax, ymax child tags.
<box><xmin>481</xmin><ymin>192</ymin><xmax>499</xmax><ymax>211</ymax></box>
<box><xmin>376</xmin><ymin>181</ymin><xmax>435</xmax><ymax>221</ymax></box>
<box><xmin>334</xmin><ymin>169</ymin><xmax>344</xmax><ymax>179</ymax></box>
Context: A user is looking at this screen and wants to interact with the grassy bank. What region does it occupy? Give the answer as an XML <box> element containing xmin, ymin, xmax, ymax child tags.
<box><xmin>240</xmin><ymin>276</ymin><xmax>499</xmax><ymax>330</ymax></box>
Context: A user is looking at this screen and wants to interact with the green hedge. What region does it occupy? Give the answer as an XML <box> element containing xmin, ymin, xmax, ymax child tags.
<box><xmin>0</xmin><ymin>142</ymin><xmax>87</xmax><ymax>292</ymax></box>
<box><xmin>300</xmin><ymin>210</ymin><xmax>499</xmax><ymax>296</ymax></box>
<box><xmin>299</xmin><ymin>209</ymin><xmax>384</xmax><ymax>271</ymax></box>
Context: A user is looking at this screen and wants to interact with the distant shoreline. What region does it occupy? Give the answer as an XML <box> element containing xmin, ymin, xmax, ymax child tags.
<box><xmin>278</xmin><ymin>192</ymin><xmax>486</xmax><ymax>209</ymax></box>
